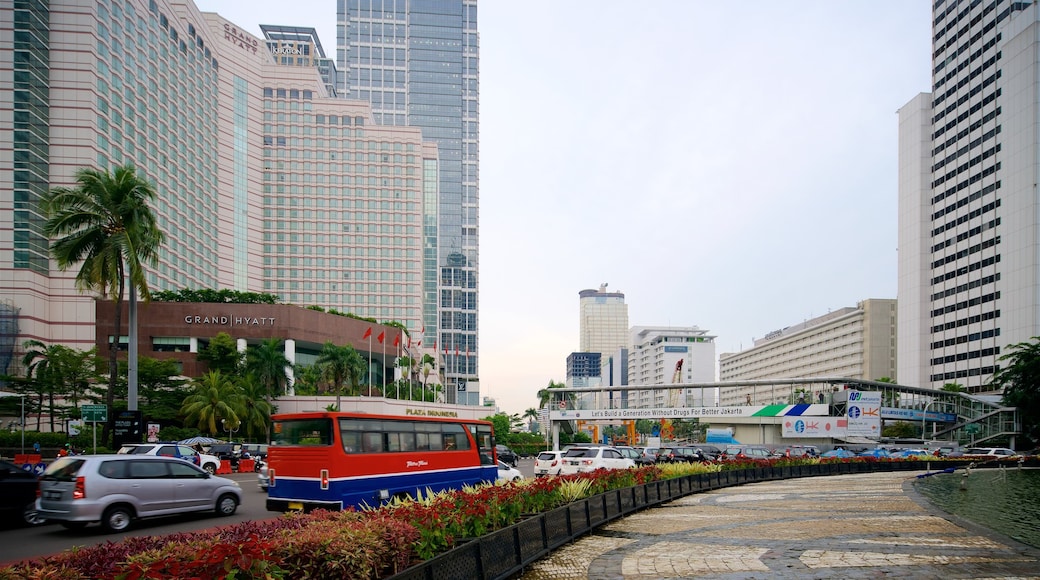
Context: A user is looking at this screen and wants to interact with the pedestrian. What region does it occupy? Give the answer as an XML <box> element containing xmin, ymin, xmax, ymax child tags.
<box><xmin>33</xmin><ymin>441</ymin><xmax>40</xmax><ymax>454</ymax></box>
<box><xmin>746</xmin><ymin>394</ymin><xmax>752</xmax><ymax>405</ymax></box>
<box><xmin>817</xmin><ymin>392</ymin><xmax>825</xmax><ymax>404</ymax></box>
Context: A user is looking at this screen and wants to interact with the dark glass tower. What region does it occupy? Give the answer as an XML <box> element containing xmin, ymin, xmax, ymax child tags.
<box><xmin>338</xmin><ymin>0</ymin><xmax>479</xmax><ymax>404</ymax></box>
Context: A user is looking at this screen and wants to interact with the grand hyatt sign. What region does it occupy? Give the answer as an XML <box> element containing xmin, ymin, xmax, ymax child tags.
<box><xmin>184</xmin><ymin>315</ymin><xmax>276</xmax><ymax>327</ymax></box>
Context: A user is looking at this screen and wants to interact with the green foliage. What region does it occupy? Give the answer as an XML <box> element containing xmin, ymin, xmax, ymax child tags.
<box><xmin>180</xmin><ymin>371</ymin><xmax>243</xmax><ymax>435</ymax></box>
<box><xmin>941</xmin><ymin>382</ymin><xmax>966</xmax><ymax>392</ymax></box>
<box><xmin>196</xmin><ymin>332</ymin><xmax>242</xmax><ymax>374</ymax></box>
<box><xmin>483</xmin><ymin>413</ymin><xmax>511</xmax><ymax>440</ymax></box>
<box><xmin>882</xmin><ymin>421</ymin><xmax>920</xmax><ymax>439</ymax></box>
<box><xmin>992</xmin><ymin>337</ymin><xmax>1040</xmax><ymax>444</ymax></box>
<box><xmin>152</xmin><ymin>288</ymin><xmax>280</xmax><ymax>304</ymax></box>
<box><xmin>316</xmin><ymin>342</ymin><xmax>366</xmax><ymax>410</ymax></box>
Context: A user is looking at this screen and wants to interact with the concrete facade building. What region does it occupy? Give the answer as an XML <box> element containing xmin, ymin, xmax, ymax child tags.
<box><xmin>579</xmin><ymin>284</ymin><xmax>629</xmax><ymax>358</ymax></box>
<box><xmin>337</xmin><ymin>0</ymin><xmax>479</xmax><ymax>404</ymax></box>
<box><xmin>898</xmin><ymin>1</ymin><xmax>1038</xmax><ymax>393</ymax></box>
<box><xmin>718</xmin><ymin>299</ymin><xmax>897</xmax><ymax>405</ymax></box>
<box><xmin>0</xmin><ymin>1</ymin><xmax>447</xmax><ymax>394</ymax></box>
<box><xmin>628</xmin><ymin>326</ymin><xmax>716</xmax><ymax>408</ymax></box>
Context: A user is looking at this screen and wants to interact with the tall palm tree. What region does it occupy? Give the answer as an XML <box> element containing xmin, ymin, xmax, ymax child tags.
<box><xmin>237</xmin><ymin>374</ymin><xmax>274</xmax><ymax>442</ymax></box>
<box><xmin>523</xmin><ymin>407</ymin><xmax>540</xmax><ymax>431</ymax></box>
<box><xmin>180</xmin><ymin>371</ymin><xmax>242</xmax><ymax>436</ymax></box>
<box><xmin>21</xmin><ymin>340</ymin><xmax>58</xmax><ymax>431</ymax></box>
<box><xmin>244</xmin><ymin>338</ymin><xmax>292</xmax><ymax>404</ymax></box>
<box><xmin>42</xmin><ymin>165</ymin><xmax>165</xmax><ymax>440</ymax></box>
<box><xmin>315</xmin><ymin>342</ymin><xmax>365</xmax><ymax>411</ymax></box>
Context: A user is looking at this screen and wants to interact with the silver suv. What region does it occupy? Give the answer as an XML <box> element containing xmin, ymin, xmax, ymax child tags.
<box><xmin>37</xmin><ymin>455</ymin><xmax>241</xmax><ymax>532</ymax></box>
<box><xmin>117</xmin><ymin>443</ymin><xmax>221</xmax><ymax>474</ymax></box>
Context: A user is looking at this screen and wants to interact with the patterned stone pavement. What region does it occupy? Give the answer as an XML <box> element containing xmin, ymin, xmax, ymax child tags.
<box><xmin>517</xmin><ymin>471</ymin><xmax>1040</xmax><ymax>579</ymax></box>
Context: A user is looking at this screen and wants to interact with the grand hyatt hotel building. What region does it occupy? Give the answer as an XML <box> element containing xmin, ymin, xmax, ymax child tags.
<box><xmin>1</xmin><ymin>1</ymin><xmax>474</xmax><ymax>400</ymax></box>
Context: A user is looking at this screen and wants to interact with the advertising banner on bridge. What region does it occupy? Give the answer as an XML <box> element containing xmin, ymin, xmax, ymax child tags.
<box><xmin>845</xmin><ymin>390</ymin><xmax>881</xmax><ymax>438</ymax></box>
<box><xmin>782</xmin><ymin>417</ymin><xmax>847</xmax><ymax>437</ymax></box>
<box><xmin>549</xmin><ymin>404</ymin><xmax>829</xmax><ymax>422</ymax></box>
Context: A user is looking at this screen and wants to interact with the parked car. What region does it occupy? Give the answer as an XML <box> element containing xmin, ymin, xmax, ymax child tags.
<box><xmin>637</xmin><ymin>447</ymin><xmax>660</xmax><ymax>464</ymax></box>
<box><xmin>117</xmin><ymin>443</ymin><xmax>221</xmax><ymax>474</ymax></box>
<box><xmin>37</xmin><ymin>455</ymin><xmax>241</xmax><ymax>532</ymax></box>
<box><xmin>495</xmin><ymin>444</ymin><xmax>519</xmax><ymax>467</ymax></box>
<box><xmin>696</xmin><ymin>444</ymin><xmax>725</xmax><ymax>460</ymax></box>
<box><xmin>496</xmin><ymin>460</ymin><xmax>523</xmax><ymax>482</ymax></box>
<box><xmin>0</xmin><ymin>459</ymin><xmax>44</xmax><ymax>526</ymax></box>
<box><xmin>559</xmin><ymin>446</ymin><xmax>635</xmax><ymax>475</ymax></box>
<box><xmin>720</xmin><ymin>446</ymin><xmax>770</xmax><ymax>460</ymax></box>
<box><xmin>963</xmin><ymin>447</ymin><xmax>1019</xmax><ymax>458</ymax></box>
<box><xmin>614</xmin><ymin>446</ymin><xmax>645</xmax><ymax>465</ymax></box>
<box><xmin>772</xmin><ymin>445</ymin><xmax>819</xmax><ymax>458</ymax></box>
<box><xmin>656</xmin><ymin>446</ymin><xmax>707</xmax><ymax>463</ymax></box>
<box><xmin>533</xmin><ymin>450</ymin><xmax>565</xmax><ymax>476</ymax></box>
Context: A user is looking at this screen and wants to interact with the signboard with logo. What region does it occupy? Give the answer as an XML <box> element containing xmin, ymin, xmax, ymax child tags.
<box><xmin>782</xmin><ymin>417</ymin><xmax>848</xmax><ymax>437</ymax></box>
<box><xmin>845</xmin><ymin>390</ymin><xmax>881</xmax><ymax>438</ymax></box>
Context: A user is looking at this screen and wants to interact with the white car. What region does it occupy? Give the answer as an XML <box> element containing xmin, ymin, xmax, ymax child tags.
<box><xmin>559</xmin><ymin>446</ymin><xmax>635</xmax><ymax>475</ymax></box>
<box><xmin>117</xmin><ymin>443</ymin><xmax>222</xmax><ymax>474</ymax></box>
<box><xmin>964</xmin><ymin>447</ymin><xmax>1019</xmax><ymax>458</ymax></box>
<box><xmin>533</xmin><ymin>450</ymin><xmax>565</xmax><ymax>476</ymax></box>
<box><xmin>497</xmin><ymin>460</ymin><xmax>523</xmax><ymax>482</ymax></box>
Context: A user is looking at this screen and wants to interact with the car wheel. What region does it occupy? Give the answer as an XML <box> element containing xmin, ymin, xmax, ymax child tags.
<box><xmin>203</xmin><ymin>463</ymin><xmax>217</xmax><ymax>474</ymax></box>
<box><xmin>60</xmin><ymin>521</ymin><xmax>88</xmax><ymax>530</ymax></box>
<box><xmin>22</xmin><ymin>503</ymin><xmax>45</xmax><ymax>526</ymax></box>
<box><xmin>101</xmin><ymin>505</ymin><xmax>134</xmax><ymax>533</ymax></box>
<box><xmin>215</xmin><ymin>493</ymin><xmax>239</xmax><ymax>516</ymax></box>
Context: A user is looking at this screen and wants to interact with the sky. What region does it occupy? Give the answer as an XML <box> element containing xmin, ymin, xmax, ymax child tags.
<box><xmin>193</xmin><ymin>1</ymin><xmax>933</xmax><ymax>417</ymax></box>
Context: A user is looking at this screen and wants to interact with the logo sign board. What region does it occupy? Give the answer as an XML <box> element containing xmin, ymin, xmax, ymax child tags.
<box><xmin>782</xmin><ymin>417</ymin><xmax>848</xmax><ymax>437</ymax></box>
<box><xmin>845</xmin><ymin>390</ymin><xmax>881</xmax><ymax>438</ymax></box>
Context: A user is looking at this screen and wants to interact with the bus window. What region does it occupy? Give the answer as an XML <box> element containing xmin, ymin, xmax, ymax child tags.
<box><xmin>472</xmin><ymin>424</ymin><xmax>494</xmax><ymax>465</ymax></box>
<box><xmin>342</xmin><ymin>431</ymin><xmax>361</xmax><ymax>453</ymax></box>
<box><xmin>272</xmin><ymin>418</ymin><xmax>333</xmax><ymax>446</ymax></box>
<box><xmin>442</xmin><ymin>424</ymin><xmax>470</xmax><ymax>450</ymax></box>
<box><xmin>362</xmin><ymin>432</ymin><xmax>384</xmax><ymax>453</ymax></box>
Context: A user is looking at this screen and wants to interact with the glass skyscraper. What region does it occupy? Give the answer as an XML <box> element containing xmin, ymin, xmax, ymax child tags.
<box><xmin>337</xmin><ymin>0</ymin><xmax>479</xmax><ymax>404</ymax></box>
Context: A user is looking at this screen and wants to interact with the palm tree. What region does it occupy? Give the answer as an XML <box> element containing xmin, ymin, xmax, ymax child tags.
<box><xmin>237</xmin><ymin>374</ymin><xmax>274</xmax><ymax>442</ymax></box>
<box><xmin>22</xmin><ymin>340</ymin><xmax>58</xmax><ymax>432</ymax></box>
<box><xmin>42</xmin><ymin>165</ymin><xmax>165</xmax><ymax>440</ymax></box>
<box><xmin>523</xmin><ymin>407</ymin><xmax>539</xmax><ymax>431</ymax></box>
<box><xmin>180</xmin><ymin>371</ymin><xmax>242</xmax><ymax>436</ymax></box>
<box><xmin>245</xmin><ymin>338</ymin><xmax>292</xmax><ymax>403</ymax></box>
<box><xmin>315</xmin><ymin>342</ymin><xmax>365</xmax><ymax>411</ymax></box>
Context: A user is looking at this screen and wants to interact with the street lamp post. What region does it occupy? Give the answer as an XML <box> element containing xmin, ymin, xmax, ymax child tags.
<box><xmin>221</xmin><ymin>418</ymin><xmax>239</xmax><ymax>441</ymax></box>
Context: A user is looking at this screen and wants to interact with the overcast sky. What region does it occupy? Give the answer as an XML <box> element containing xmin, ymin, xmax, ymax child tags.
<box><xmin>194</xmin><ymin>1</ymin><xmax>932</xmax><ymax>417</ymax></box>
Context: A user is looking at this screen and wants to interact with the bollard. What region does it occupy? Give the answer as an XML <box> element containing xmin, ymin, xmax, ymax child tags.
<box><xmin>960</xmin><ymin>471</ymin><xmax>969</xmax><ymax>490</ymax></box>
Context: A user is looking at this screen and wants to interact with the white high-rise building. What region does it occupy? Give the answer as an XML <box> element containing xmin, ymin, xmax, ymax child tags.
<box><xmin>898</xmin><ymin>1</ymin><xmax>1038</xmax><ymax>393</ymax></box>
<box><xmin>628</xmin><ymin>326</ymin><xmax>716</xmax><ymax>408</ymax></box>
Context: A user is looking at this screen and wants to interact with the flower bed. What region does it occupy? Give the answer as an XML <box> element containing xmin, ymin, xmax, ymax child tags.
<box><xmin>0</xmin><ymin>456</ymin><xmax>978</xmax><ymax>579</ymax></box>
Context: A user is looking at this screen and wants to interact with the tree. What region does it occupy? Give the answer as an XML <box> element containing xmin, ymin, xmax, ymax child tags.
<box><xmin>315</xmin><ymin>342</ymin><xmax>365</xmax><ymax>411</ymax></box>
<box><xmin>197</xmin><ymin>332</ymin><xmax>242</xmax><ymax>374</ymax></box>
<box><xmin>42</xmin><ymin>165</ymin><xmax>165</xmax><ymax>441</ymax></box>
<box><xmin>537</xmin><ymin>380</ymin><xmax>568</xmax><ymax>409</ymax></box>
<box><xmin>882</xmin><ymin>421</ymin><xmax>919</xmax><ymax>439</ymax></box>
<box><xmin>180</xmin><ymin>371</ymin><xmax>242</xmax><ymax>436</ymax></box>
<box><xmin>245</xmin><ymin>338</ymin><xmax>292</xmax><ymax>405</ymax></box>
<box><xmin>130</xmin><ymin>356</ymin><xmax>186</xmax><ymax>422</ymax></box>
<box><xmin>941</xmin><ymin>382</ymin><xmax>966</xmax><ymax>393</ymax></box>
<box><xmin>991</xmin><ymin>337</ymin><xmax>1040</xmax><ymax>444</ymax></box>
<box><xmin>236</xmin><ymin>374</ymin><xmax>274</xmax><ymax>443</ymax></box>
<box><xmin>523</xmin><ymin>408</ymin><xmax>539</xmax><ymax>431</ymax></box>
<box><xmin>22</xmin><ymin>341</ymin><xmax>99</xmax><ymax>431</ymax></box>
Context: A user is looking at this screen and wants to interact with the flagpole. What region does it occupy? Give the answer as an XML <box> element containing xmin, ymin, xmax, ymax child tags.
<box><xmin>382</xmin><ymin>335</ymin><xmax>386</xmax><ymax>392</ymax></box>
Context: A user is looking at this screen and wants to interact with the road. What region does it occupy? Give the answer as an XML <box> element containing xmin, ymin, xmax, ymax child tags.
<box><xmin>0</xmin><ymin>471</ymin><xmax>270</xmax><ymax>567</ymax></box>
<box><xmin>0</xmin><ymin>459</ymin><xmax>537</xmax><ymax>567</ymax></box>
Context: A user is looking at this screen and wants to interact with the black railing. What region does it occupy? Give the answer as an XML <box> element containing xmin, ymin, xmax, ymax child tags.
<box><xmin>387</xmin><ymin>459</ymin><xmax>1031</xmax><ymax>580</ymax></box>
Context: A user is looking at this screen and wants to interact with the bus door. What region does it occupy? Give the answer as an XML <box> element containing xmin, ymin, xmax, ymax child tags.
<box><xmin>470</xmin><ymin>424</ymin><xmax>495</xmax><ymax>466</ymax></box>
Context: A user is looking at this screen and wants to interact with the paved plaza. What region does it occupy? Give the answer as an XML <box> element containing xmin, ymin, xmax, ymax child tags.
<box><xmin>518</xmin><ymin>470</ymin><xmax>1040</xmax><ymax>579</ymax></box>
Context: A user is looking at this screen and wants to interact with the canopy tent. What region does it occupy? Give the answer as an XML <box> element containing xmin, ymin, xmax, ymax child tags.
<box><xmin>178</xmin><ymin>436</ymin><xmax>224</xmax><ymax>446</ymax></box>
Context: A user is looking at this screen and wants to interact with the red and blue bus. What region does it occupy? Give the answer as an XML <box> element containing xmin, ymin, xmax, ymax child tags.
<box><xmin>265</xmin><ymin>411</ymin><xmax>499</xmax><ymax>512</ymax></box>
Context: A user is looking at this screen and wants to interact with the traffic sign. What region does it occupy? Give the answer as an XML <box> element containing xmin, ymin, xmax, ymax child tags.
<box><xmin>82</xmin><ymin>404</ymin><xmax>108</xmax><ymax>423</ymax></box>
<box><xmin>964</xmin><ymin>423</ymin><xmax>982</xmax><ymax>435</ymax></box>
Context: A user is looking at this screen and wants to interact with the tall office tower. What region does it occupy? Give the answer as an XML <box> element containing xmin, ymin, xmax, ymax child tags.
<box><xmin>0</xmin><ymin>0</ymin><xmax>431</xmax><ymax>377</ymax></box>
<box><xmin>259</xmin><ymin>25</ymin><xmax>340</xmax><ymax>98</ymax></box>
<box><xmin>628</xmin><ymin>326</ymin><xmax>716</xmax><ymax>408</ymax></box>
<box><xmin>337</xmin><ymin>0</ymin><xmax>479</xmax><ymax>405</ymax></box>
<box><xmin>897</xmin><ymin>1</ymin><xmax>1036</xmax><ymax>393</ymax></box>
<box><xmin>579</xmin><ymin>284</ymin><xmax>629</xmax><ymax>357</ymax></box>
